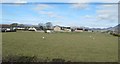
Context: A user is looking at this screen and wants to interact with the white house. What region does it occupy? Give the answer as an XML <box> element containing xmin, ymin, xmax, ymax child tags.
<box><xmin>62</xmin><ymin>26</ymin><xmax>71</xmax><ymax>32</ymax></box>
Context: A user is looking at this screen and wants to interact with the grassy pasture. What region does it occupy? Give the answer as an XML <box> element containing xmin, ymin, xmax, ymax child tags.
<box><xmin>2</xmin><ymin>32</ymin><xmax>118</xmax><ymax>62</ymax></box>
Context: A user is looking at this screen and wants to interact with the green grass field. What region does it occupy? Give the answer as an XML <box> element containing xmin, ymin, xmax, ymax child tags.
<box><xmin>2</xmin><ymin>32</ymin><xmax>118</xmax><ymax>62</ymax></box>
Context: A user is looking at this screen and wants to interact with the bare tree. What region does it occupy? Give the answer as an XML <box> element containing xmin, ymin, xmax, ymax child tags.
<box><xmin>45</xmin><ymin>22</ymin><xmax>53</xmax><ymax>30</ymax></box>
<box><xmin>38</xmin><ymin>23</ymin><xmax>44</xmax><ymax>30</ymax></box>
<box><xmin>10</xmin><ymin>23</ymin><xmax>18</xmax><ymax>28</ymax></box>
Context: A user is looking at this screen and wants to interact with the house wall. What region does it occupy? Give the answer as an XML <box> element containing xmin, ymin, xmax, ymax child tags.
<box><xmin>75</xmin><ymin>30</ymin><xmax>83</xmax><ymax>32</ymax></box>
<box><xmin>64</xmin><ymin>29</ymin><xmax>71</xmax><ymax>32</ymax></box>
<box><xmin>28</xmin><ymin>27</ymin><xmax>37</xmax><ymax>31</ymax></box>
<box><xmin>54</xmin><ymin>26</ymin><xmax>61</xmax><ymax>31</ymax></box>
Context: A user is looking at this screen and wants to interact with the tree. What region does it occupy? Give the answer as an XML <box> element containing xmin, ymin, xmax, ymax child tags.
<box><xmin>45</xmin><ymin>22</ymin><xmax>53</xmax><ymax>30</ymax></box>
<box><xmin>71</xmin><ymin>26</ymin><xmax>77</xmax><ymax>30</ymax></box>
<box><xmin>19</xmin><ymin>24</ymin><xmax>25</xmax><ymax>28</ymax></box>
<box><xmin>10</xmin><ymin>23</ymin><xmax>18</xmax><ymax>28</ymax></box>
<box><xmin>38</xmin><ymin>23</ymin><xmax>44</xmax><ymax>30</ymax></box>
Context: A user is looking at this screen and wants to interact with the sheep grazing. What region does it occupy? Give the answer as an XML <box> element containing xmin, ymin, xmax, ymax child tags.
<box><xmin>89</xmin><ymin>36</ymin><xmax>92</xmax><ymax>38</ymax></box>
<box><xmin>42</xmin><ymin>37</ymin><xmax>45</xmax><ymax>39</ymax></box>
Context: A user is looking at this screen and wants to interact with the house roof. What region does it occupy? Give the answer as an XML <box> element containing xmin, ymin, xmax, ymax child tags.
<box><xmin>76</xmin><ymin>28</ymin><xmax>83</xmax><ymax>30</ymax></box>
<box><xmin>54</xmin><ymin>25</ymin><xmax>61</xmax><ymax>28</ymax></box>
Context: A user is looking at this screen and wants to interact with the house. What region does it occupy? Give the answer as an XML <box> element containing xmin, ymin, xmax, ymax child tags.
<box><xmin>46</xmin><ymin>30</ymin><xmax>53</xmax><ymax>33</ymax></box>
<box><xmin>28</xmin><ymin>27</ymin><xmax>37</xmax><ymax>31</ymax></box>
<box><xmin>0</xmin><ymin>24</ymin><xmax>11</xmax><ymax>28</ymax></box>
<box><xmin>17</xmin><ymin>27</ymin><xmax>25</xmax><ymax>30</ymax></box>
<box><xmin>54</xmin><ymin>25</ymin><xmax>62</xmax><ymax>32</ymax></box>
<box><xmin>44</xmin><ymin>29</ymin><xmax>54</xmax><ymax>33</ymax></box>
<box><xmin>53</xmin><ymin>25</ymin><xmax>71</xmax><ymax>32</ymax></box>
<box><xmin>74</xmin><ymin>28</ymin><xmax>83</xmax><ymax>32</ymax></box>
<box><xmin>62</xmin><ymin>26</ymin><xmax>71</xmax><ymax>32</ymax></box>
<box><xmin>0</xmin><ymin>24</ymin><xmax>16</xmax><ymax>32</ymax></box>
<box><xmin>16</xmin><ymin>24</ymin><xmax>25</xmax><ymax>30</ymax></box>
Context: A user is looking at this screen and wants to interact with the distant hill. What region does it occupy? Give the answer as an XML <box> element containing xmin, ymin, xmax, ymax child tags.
<box><xmin>85</xmin><ymin>24</ymin><xmax>119</xmax><ymax>33</ymax></box>
<box><xmin>107</xmin><ymin>24</ymin><xmax>120</xmax><ymax>34</ymax></box>
<box><xmin>113</xmin><ymin>24</ymin><xmax>120</xmax><ymax>33</ymax></box>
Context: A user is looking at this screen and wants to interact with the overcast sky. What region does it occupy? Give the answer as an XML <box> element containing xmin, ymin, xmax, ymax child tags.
<box><xmin>1</xmin><ymin>0</ymin><xmax>119</xmax><ymax>28</ymax></box>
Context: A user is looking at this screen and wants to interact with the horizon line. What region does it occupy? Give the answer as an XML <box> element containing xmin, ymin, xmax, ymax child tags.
<box><xmin>0</xmin><ymin>23</ymin><xmax>117</xmax><ymax>29</ymax></box>
<box><xmin>1</xmin><ymin>2</ymin><xmax>119</xmax><ymax>5</ymax></box>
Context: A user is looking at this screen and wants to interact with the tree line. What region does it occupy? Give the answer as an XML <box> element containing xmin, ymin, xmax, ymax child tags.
<box><xmin>10</xmin><ymin>22</ymin><xmax>53</xmax><ymax>30</ymax></box>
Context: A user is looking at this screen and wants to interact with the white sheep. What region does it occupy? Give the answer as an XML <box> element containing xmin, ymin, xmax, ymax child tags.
<box><xmin>42</xmin><ymin>37</ymin><xmax>45</xmax><ymax>39</ymax></box>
